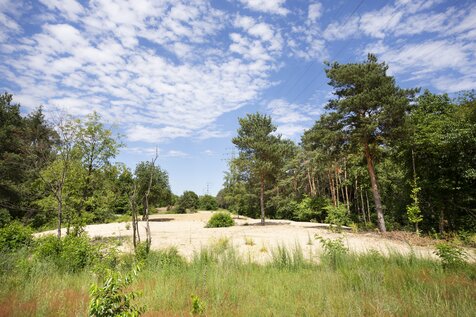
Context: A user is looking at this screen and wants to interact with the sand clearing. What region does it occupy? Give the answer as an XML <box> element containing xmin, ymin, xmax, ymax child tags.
<box><xmin>36</xmin><ymin>211</ymin><xmax>475</xmax><ymax>263</ymax></box>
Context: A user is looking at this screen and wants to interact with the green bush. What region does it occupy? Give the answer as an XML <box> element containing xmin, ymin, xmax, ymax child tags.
<box><xmin>294</xmin><ymin>196</ymin><xmax>327</xmax><ymax>222</ymax></box>
<box><xmin>199</xmin><ymin>195</ymin><xmax>218</xmax><ymax>211</ymax></box>
<box><xmin>0</xmin><ymin>221</ymin><xmax>33</xmax><ymax>252</ymax></box>
<box><xmin>324</xmin><ymin>204</ymin><xmax>350</xmax><ymax>230</ymax></box>
<box><xmin>89</xmin><ymin>265</ymin><xmax>145</xmax><ymax>317</ymax></box>
<box><xmin>177</xmin><ymin>191</ymin><xmax>199</xmax><ymax>213</ymax></box>
<box><xmin>316</xmin><ymin>235</ymin><xmax>349</xmax><ymax>269</ymax></box>
<box><xmin>190</xmin><ymin>294</ymin><xmax>205</xmax><ymax>316</ymax></box>
<box><xmin>434</xmin><ymin>242</ymin><xmax>468</xmax><ymax>269</ymax></box>
<box><xmin>34</xmin><ymin>234</ymin><xmax>100</xmax><ymax>272</ymax></box>
<box><xmin>206</xmin><ymin>212</ymin><xmax>234</xmax><ymax>228</ymax></box>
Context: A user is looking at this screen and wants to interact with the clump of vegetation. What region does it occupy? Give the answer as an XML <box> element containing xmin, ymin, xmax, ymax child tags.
<box><xmin>0</xmin><ymin>221</ymin><xmax>33</xmax><ymax>252</ymax></box>
<box><xmin>244</xmin><ymin>236</ymin><xmax>255</xmax><ymax>246</ymax></box>
<box><xmin>434</xmin><ymin>242</ymin><xmax>468</xmax><ymax>269</ymax></box>
<box><xmin>176</xmin><ymin>191</ymin><xmax>199</xmax><ymax>213</ymax></box>
<box><xmin>34</xmin><ymin>234</ymin><xmax>101</xmax><ymax>272</ymax></box>
<box><xmin>316</xmin><ymin>235</ymin><xmax>349</xmax><ymax>269</ymax></box>
<box><xmin>271</xmin><ymin>244</ymin><xmax>306</xmax><ymax>270</ymax></box>
<box><xmin>324</xmin><ymin>204</ymin><xmax>351</xmax><ymax>231</ymax></box>
<box><xmin>206</xmin><ymin>212</ymin><xmax>234</xmax><ymax>228</ymax></box>
<box><xmin>199</xmin><ymin>194</ymin><xmax>218</xmax><ymax>211</ymax></box>
<box><xmin>190</xmin><ymin>294</ymin><xmax>205</xmax><ymax>316</ymax></box>
<box><xmin>89</xmin><ymin>265</ymin><xmax>145</xmax><ymax>317</ymax></box>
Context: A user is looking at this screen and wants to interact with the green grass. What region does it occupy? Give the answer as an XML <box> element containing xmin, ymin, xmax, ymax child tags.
<box><xmin>1</xmin><ymin>242</ymin><xmax>475</xmax><ymax>317</ymax></box>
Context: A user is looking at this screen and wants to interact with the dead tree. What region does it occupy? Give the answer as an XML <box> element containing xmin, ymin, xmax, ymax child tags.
<box><xmin>143</xmin><ymin>148</ymin><xmax>158</xmax><ymax>251</ymax></box>
<box><xmin>129</xmin><ymin>182</ymin><xmax>140</xmax><ymax>250</ymax></box>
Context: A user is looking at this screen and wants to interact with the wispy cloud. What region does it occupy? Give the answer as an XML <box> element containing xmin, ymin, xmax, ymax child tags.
<box><xmin>239</xmin><ymin>0</ymin><xmax>289</xmax><ymax>16</ymax></box>
<box><xmin>2</xmin><ymin>0</ymin><xmax>282</xmax><ymax>143</ymax></box>
<box><xmin>266</xmin><ymin>98</ymin><xmax>320</xmax><ymax>139</ymax></box>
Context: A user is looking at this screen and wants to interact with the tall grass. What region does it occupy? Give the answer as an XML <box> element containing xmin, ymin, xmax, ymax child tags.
<box><xmin>1</xmin><ymin>242</ymin><xmax>475</xmax><ymax>317</ymax></box>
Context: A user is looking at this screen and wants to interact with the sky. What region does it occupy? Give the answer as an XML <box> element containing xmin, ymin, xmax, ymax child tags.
<box><xmin>1</xmin><ymin>0</ymin><xmax>475</xmax><ymax>196</ymax></box>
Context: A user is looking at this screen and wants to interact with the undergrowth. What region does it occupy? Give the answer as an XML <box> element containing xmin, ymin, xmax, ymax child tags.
<box><xmin>0</xmin><ymin>235</ymin><xmax>475</xmax><ymax>317</ymax></box>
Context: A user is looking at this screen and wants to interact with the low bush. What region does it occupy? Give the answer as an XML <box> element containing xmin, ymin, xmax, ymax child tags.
<box><xmin>316</xmin><ymin>235</ymin><xmax>349</xmax><ymax>269</ymax></box>
<box><xmin>0</xmin><ymin>221</ymin><xmax>33</xmax><ymax>252</ymax></box>
<box><xmin>206</xmin><ymin>212</ymin><xmax>234</xmax><ymax>228</ymax></box>
<box><xmin>434</xmin><ymin>242</ymin><xmax>468</xmax><ymax>269</ymax></box>
<box><xmin>324</xmin><ymin>204</ymin><xmax>351</xmax><ymax>230</ymax></box>
<box><xmin>89</xmin><ymin>265</ymin><xmax>145</xmax><ymax>317</ymax></box>
<box><xmin>34</xmin><ymin>234</ymin><xmax>100</xmax><ymax>272</ymax></box>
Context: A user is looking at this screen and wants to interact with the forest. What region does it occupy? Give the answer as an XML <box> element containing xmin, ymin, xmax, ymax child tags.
<box><xmin>218</xmin><ymin>55</ymin><xmax>476</xmax><ymax>238</ymax></box>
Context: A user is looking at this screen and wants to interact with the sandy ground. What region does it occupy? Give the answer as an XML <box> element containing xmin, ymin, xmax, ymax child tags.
<box><xmin>36</xmin><ymin>211</ymin><xmax>475</xmax><ymax>263</ymax></box>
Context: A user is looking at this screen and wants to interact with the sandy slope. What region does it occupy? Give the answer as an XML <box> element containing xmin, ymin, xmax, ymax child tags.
<box><xmin>36</xmin><ymin>211</ymin><xmax>475</xmax><ymax>263</ymax></box>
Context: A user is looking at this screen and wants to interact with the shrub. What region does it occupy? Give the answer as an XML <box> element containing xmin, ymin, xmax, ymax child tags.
<box><xmin>324</xmin><ymin>204</ymin><xmax>350</xmax><ymax>230</ymax></box>
<box><xmin>0</xmin><ymin>221</ymin><xmax>33</xmax><ymax>252</ymax></box>
<box><xmin>89</xmin><ymin>265</ymin><xmax>145</xmax><ymax>317</ymax></box>
<box><xmin>206</xmin><ymin>212</ymin><xmax>234</xmax><ymax>228</ymax></box>
<box><xmin>434</xmin><ymin>242</ymin><xmax>468</xmax><ymax>269</ymax></box>
<box><xmin>135</xmin><ymin>241</ymin><xmax>152</xmax><ymax>261</ymax></box>
<box><xmin>199</xmin><ymin>195</ymin><xmax>218</xmax><ymax>211</ymax></box>
<box><xmin>316</xmin><ymin>235</ymin><xmax>348</xmax><ymax>269</ymax></box>
<box><xmin>190</xmin><ymin>294</ymin><xmax>205</xmax><ymax>316</ymax></box>
<box><xmin>177</xmin><ymin>191</ymin><xmax>199</xmax><ymax>213</ymax></box>
<box><xmin>294</xmin><ymin>196</ymin><xmax>327</xmax><ymax>222</ymax></box>
<box><xmin>34</xmin><ymin>234</ymin><xmax>100</xmax><ymax>272</ymax></box>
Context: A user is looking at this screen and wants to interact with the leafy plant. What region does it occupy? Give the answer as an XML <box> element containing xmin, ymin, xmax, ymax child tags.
<box><xmin>406</xmin><ymin>178</ymin><xmax>423</xmax><ymax>233</ymax></box>
<box><xmin>0</xmin><ymin>221</ymin><xmax>33</xmax><ymax>252</ymax></box>
<box><xmin>190</xmin><ymin>294</ymin><xmax>205</xmax><ymax>316</ymax></box>
<box><xmin>244</xmin><ymin>236</ymin><xmax>255</xmax><ymax>246</ymax></box>
<box><xmin>89</xmin><ymin>265</ymin><xmax>145</xmax><ymax>317</ymax></box>
<box><xmin>34</xmin><ymin>234</ymin><xmax>100</xmax><ymax>272</ymax></box>
<box><xmin>324</xmin><ymin>204</ymin><xmax>350</xmax><ymax>231</ymax></box>
<box><xmin>315</xmin><ymin>235</ymin><xmax>348</xmax><ymax>269</ymax></box>
<box><xmin>206</xmin><ymin>212</ymin><xmax>234</xmax><ymax>228</ymax></box>
<box><xmin>434</xmin><ymin>242</ymin><xmax>468</xmax><ymax>269</ymax></box>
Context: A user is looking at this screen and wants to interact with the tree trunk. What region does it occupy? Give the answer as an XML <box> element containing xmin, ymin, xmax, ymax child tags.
<box><xmin>328</xmin><ymin>172</ymin><xmax>336</xmax><ymax>207</ymax></box>
<box><xmin>344</xmin><ymin>164</ymin><xmax>350</xmax><ymax>213</ymax></box>
<box><xmin>364</xmin><ymin>143</ymin><xmax>386</xmax><ymax>232</ymax></box>
<box><xmin>57</xmin><ymin>198</ymin><xmax>62</xmax><ymax>239</ymax></box>
<box><xmin>260</xmin><ymin>174</ymin><xmax>265</xmax><ymax>225</ymax></box>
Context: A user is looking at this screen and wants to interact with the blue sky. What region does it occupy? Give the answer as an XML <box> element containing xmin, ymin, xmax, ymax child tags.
<box><xmin>1</xmin><ymin>0</ymin><xmax>475</xmax><ymax>196</ymax></box>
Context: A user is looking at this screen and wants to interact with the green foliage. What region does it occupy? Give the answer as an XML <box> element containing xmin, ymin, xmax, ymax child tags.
<box><xmin>324</xmin><ymin>204</ymin><xmax>351</xmax><ymax>229</ymax></box>
<box><xmin>294</xmin><ymin>196</ymin><xmax>327</xmax><ymax>222</ymax></box>
<box><xmin>406</xmin><ymin>178</ymin><xmax>423</xmax><ymax>232</ymax></box>
<box><xmin>190</xmin><ymin>294</ymin><xmax>205</xmax><ymax>316</ymax></box>
<box><xmin>34</xmin><ymin>234</ymin><xmax>100</xmax><ymax>272</ymax></box>
<box><xmin>206</xmin><ymin>212</ymin><xmax>234</xmax><ymax>228</ymax></box>
<box><xmin>135</xmin><ymin>241</ymin><xmax>150</xmax><ymax>261</ymax></box>
<box><xmin>434</xmin><ymin>242</ymin><xmax>468</xmax><ymax>269</ymax></box>
<box><xmin>232</xmin><ymin>113</ymin><xmax>293</xmax><ymax>223</ymax></box>
<box><xmin>89</xmin><ymin>265</ymin><xmax>145</xmax><ymax>317</ymax></box>
<box><xmin>0</xmin><ymin>221</ymin><xmax>33</xmax><ymax>252</ymax></box>
<box><xmin>271</xmin><ymin>244</ymin><xmax>306</xmax><ymax>270</ymax></box>
<box><xmin>134</xmin><ymin>161</ymin><xmax>172</xmax><ymax>209</ymax></box>
<box><xmin>198</xmin><ymin>194</ymin><xmax>218</xmax><ymax>211</ymax></box>
<box><xmin>177</xmin><ymin>191</ymin><xmax>199</xmax><ymax>213</ymax></box>
<box><xmin>316</xmin><ymin>235</ymin><xmax>349</xmax><ymax>269</ymax></box>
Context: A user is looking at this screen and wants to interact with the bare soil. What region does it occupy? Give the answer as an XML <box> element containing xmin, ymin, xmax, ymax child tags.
<box><xmin>36</xmin><ymin>211</ymin><xmax>475</xmax><ymax>263</ymax></box>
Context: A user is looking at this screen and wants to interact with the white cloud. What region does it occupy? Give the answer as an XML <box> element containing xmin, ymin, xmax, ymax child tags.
<box><xmin>266</xmin><ymin>99</ymin><xmax>316</xmax><ymax>138</ymax></box>
<box><xmin>165</xmin><ymin>150</ymin><xmax>188</xmax><ymax>157</ymax></box>
<box><xmin>323</xmin><ymin>0</ymin><xmax>452</xmax><ymax>41</ymax></box>
<box><xmin>239</xmin><ymin>0</ymin><xmax>289</xmax><ymax>16</ymax></box>
<box><xmin>365</xmin><ymin>40</ymin><xmax>476</xmax><ymax>93</ymax></box>
<box><xmin>2</xmin><ymin>0</ymin><xmax>283</xmax><ymax>144</ymax></box>
<box><xmin>308</xmin><ymin>2</ymin><xmax>322</xmax><ymax>22</ymax></box>
<box><xmin>39</xmin><ymin>0</ymin><xmax>84</xmax><ymax>21</ymax></box>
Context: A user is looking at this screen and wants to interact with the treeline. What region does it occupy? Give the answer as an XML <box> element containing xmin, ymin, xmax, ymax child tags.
<box><xmin>218</xmin><ymin>54</ymin><xmax>476</xmax><ymax>234</ymax></box>
<box><xmin>0</xmin><ymin>93</ymin><xmax>173</xmax><ymax>233</ymax></box>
